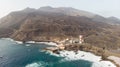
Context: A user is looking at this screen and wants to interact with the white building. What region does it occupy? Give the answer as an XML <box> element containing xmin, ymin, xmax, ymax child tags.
<box><xmin>64</xmin><ymin>35</ymin><xmax>84</xmax><ymax>44</ymax></box>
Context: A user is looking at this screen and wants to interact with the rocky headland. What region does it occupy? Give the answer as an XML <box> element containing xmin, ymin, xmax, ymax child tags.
<box><xmin>0</xmin><ymin>6</ymin><xmax>120</xmax><ymax>67</ymax></box>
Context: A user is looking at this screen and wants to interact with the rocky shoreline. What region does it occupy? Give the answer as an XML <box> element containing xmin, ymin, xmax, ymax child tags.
<box><xmin>44</xmin><ymin>43</ymin><xmax>120</xmax><ymax>67</ymax></box>
<box><xmin>1</xmin><ymin>38</ymin><xmax>120</xmax><ymax>67</ymax></box>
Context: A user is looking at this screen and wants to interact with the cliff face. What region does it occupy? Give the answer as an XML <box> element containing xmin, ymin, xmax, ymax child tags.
<box><xmin>0</xmin><ymin>7</ymin><xmax>120</xmax><ymax>49</ymax></box>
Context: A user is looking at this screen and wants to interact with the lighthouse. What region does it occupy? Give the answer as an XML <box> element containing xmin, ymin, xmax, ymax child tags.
<box><xmin>79</xmin><ymin>35</ymin><xmax>84</xmax><ymax>44</ymax></box>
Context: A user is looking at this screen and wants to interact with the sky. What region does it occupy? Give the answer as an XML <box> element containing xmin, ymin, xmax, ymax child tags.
<box><xmin>0</xmin><ymin>0</ymin><xmax>120</xmax><ymax>18</ymax></box>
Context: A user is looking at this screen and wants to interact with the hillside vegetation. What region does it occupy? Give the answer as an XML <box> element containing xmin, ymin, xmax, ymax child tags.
<box><xmin>0</xmin><ymin>6</ymin><xmax>120</xmax><ymax>50</ymax></box>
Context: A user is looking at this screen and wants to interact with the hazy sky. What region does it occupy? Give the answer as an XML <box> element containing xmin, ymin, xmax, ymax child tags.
<box><xmin>0</xmin><ymin>0</ymin><xmax>120</xmax><ymax>18</ymax></box>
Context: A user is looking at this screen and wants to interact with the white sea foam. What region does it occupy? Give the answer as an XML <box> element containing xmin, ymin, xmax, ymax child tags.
<box><xmin>0</xmin><ymin>38</ymin><xmax>58</xmax><ymax>46</ymax></box>
<box><xmin>92</xmin><ymin>61</ymin><xmax>116</xmax><ymax>67</ymax></box>
<box><xmin>25</xmin><ymin>62</ymin><xmax>42</xmax><ymax>67</ymax></box>
<box><xmin>1</xmin><ymin>38</ymin><xmax>23</xmax><ymax>44</ymax></box>
<box><xmin>25</xmin><ymin>41</ymin><xmax>58</xmax><ymax>46</ymax></box>
<box><xmin>108</xmin><ymin>56</ymin><xmax>120</xmax><ymax>66</ymax></box>
<box><xmin>51</xmin><ymin>50</ymin><xmax>116</xmax><ymax>67</ymax></box>
<box><xmin>25</xmin><ymin>44</ymin><xmax>31</xmax><ymax>46</ymax></box>
<box><xmin>1</xmin><ymin>38</ymin><xmax>14</xmax><ymax>41</ymax></box>
<box><xmin>26</xmin><ymin>41</ymin><xmax>36</xmax><ymax>44</ymax></box>
<box><xmin>36</xmin><ymin>42</ymin><xmax>58</xmax><ymax>46</ymax></box>
<box><xmin>25</xmin><ymin>50</ymin><xmax>116</xmax><ymax>67</ymax></box>
<box><xmin>0</xmin><ymin>38</ymin><xmax>117</xmax><ymax>67</ymax></box>
<box><xmin>15</xmin><ymin>41</ymin><xmax>23</xmax><ymax>44</ymax></box>
<box><xmin>25</xmin><ymin>61</ymin><xmax>49</xmax><ymax>67</ymax></box>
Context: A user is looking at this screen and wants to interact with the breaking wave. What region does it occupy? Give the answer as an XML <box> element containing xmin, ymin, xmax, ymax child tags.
<box><xmin>25</xmin><ymin>51</ymin><xmax>116</xmax><ymax>67</ymax></box>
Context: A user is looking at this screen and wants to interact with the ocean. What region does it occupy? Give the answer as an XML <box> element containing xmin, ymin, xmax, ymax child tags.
<box><xmin>0</xmin><ymin>38</ymin><xmax>92</xmax><ymax>67</ymax></box>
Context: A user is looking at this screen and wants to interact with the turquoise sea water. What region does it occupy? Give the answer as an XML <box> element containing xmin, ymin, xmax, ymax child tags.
<box><xmin>0</xmin><ymin>39</ymin><xmax>92</xmax><ymax>67</ymax></box>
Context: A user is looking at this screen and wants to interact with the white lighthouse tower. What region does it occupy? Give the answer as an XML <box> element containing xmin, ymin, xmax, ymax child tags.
<box><xmin>79</xmin><ymin>35</ymin><xmax>84</xmax><ymax>44</ymax></box>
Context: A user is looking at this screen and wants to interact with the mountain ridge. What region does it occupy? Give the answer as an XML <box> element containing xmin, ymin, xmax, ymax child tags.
<box><xmin>0</xmin><ymin>6</ymin><xmax>120</xmax><ymax>50</ymax></box>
